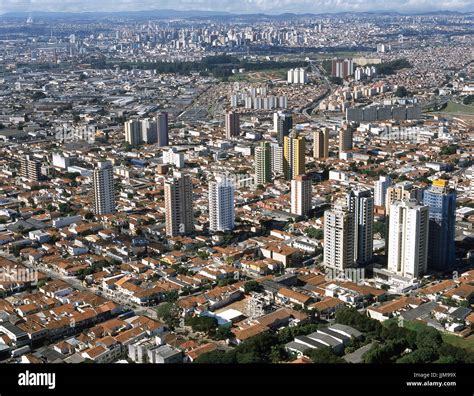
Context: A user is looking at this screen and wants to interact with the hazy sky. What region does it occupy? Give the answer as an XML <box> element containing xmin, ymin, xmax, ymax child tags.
<box><xmin>0</xmin><ymin>0</ymin><xmax>473</xmax><ymax>14</ymax></box>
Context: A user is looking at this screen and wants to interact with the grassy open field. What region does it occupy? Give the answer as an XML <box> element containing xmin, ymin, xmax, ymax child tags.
<box><xmin>310</xmin><ymin>51</ymin><xmax>359</xmax><ymax>60</ymax></box>
<box><xmin>228</xmin><ymin>68</ymin><xmax>287</xmax><ymax>83</ymax></box>
<box><xmin>402</xmin><ymin>320</ymin><xmax>474</xmax><ymax>353</ymax></box>
<box><xmin>441</xmin><ymin>333</ymin><xmax>474</xmax><ymax>352</ymax></box>
<box><xmin>437</xmin><ymin>101</ymin><xmax>474</xmax><ymax>115</ymax></box>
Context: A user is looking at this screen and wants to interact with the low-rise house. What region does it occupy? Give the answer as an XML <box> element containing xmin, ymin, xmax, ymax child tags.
<box><xmin>309</xmin><ymin>297</ymin><xmax>346</xmax><ymax>318</ymax></box>
<box><xmin>186</xmin><ymin>342</ymin><xmax>218</xmax><ymax>362</ymax></box>
<box><xmin>368</xmin><ymin>296</ymin><xmax>422</xmax><ymax>322</ymax></box>
<box><xmin>231</xmin><ymin>323</ymin><xmax>269</xmax><ymax>345</ymax></box>
<box><xmin>276</xmin><ymin>287</ymin><xmax>312</xmax><ymax>307</ymax></box>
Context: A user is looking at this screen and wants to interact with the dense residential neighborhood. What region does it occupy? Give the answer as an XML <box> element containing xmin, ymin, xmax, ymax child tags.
<box><xmin>0</xmin><ymin>8</ymin><xmax>473</xmax><ymax>369</ymax></box>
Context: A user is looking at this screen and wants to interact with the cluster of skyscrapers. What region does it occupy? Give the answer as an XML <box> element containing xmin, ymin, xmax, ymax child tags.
<box><xmin>323</xmin><ymin>174</ymin><xmax>457</xmax><ymax>282</ymax></box>
<box><xmin>254</xmin><ymin>111</ymin><xmax>313</xmax><ymax>217</ymax></box>
<box><xmin>110</xmin><ymin>104</ymin><xmax>462</xmax><ymax>283</ymax></box>
<box><xmin>124</xmin><ymin>112</ymin><xmax>169</xmax><ymax>146</ymax></box>
<box><xmin>331</xmin><ymin>58</ymin><xmax>354</xmax><ymax>79</ymax></box>
<box><xmin>287</xmin><ymin>68</ymin><xmax>308</xmax><ymax>84</ymax></box>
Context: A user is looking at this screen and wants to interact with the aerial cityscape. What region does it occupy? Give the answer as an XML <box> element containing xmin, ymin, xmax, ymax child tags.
<box><xmin>0</xmin><ymin>3</ymin><xmax>473</xmax><ymax>377</ymax></box>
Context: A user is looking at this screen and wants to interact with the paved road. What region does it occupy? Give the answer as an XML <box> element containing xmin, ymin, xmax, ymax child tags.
<box><xmin>301</xmin><ymin>61</ymin><xmax>332</xmax><ymax>121</ymax></box>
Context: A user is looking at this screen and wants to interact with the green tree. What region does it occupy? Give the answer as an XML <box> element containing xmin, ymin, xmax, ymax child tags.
<box><xmin>156</xmin><ymin>302</ymin><xmax>182</xmax><ymax>329</ymax></box>
<box><xmin>373</xmin><ymin>221</ymin><xmax>386</xmax><ymax>239</ymax></box>
<box><xmin>364</xmin><ymin>340</ymin><xmax>406</xmax><ymax>363</ymax></box>
<box><xmin>395</xmin><ymin>86</ymin><xmax>409</xmax><ymax>97</ymax></box>
<box><xmin>335</xmin><ymin>307</ymin><xmax>383</xmax><ymax>335</ymax></box>
<box><xmin>185</xmin><ymin>316</ymin><xmax>218</xmax><ymax>334</ymax></box>
<box><xmin>244</xmin><ymin>280</ymin><xmax>262</xmax><ymax>294</ymax></box>
<box><xmin>269</xmin><ymin>345</ymin><xmax>291</xmax><ymax>363</ymax></box>
<box><xmin>415</xmin><ymin>327</ymin><xmax>443</xmax><ymax>350</ymax></box>
<box><xmin>306</xmin><ymin>347</ymin><xmax>344</xmax><ymax>363</ymax></box>
<box><xmin>37</xmin><ymin>279</ymin><xmax>47</xmax><ymax>288</ymax></box>
<box><xmin>214</xmin><ymin>326</ymin><xmax>233</xmax><ymax>341</ymax></box>
<box><xmin>163</xmin><ymin>290</ymin><xmax>179</xmax><ymax>303</ymax></box>
<box><xmin>397</xmin><ymin>347</ymin><xmax>437</xmax><ymax>364</ymax></box>
<box><xmin>305</xmin><ymin>227</ymin><xmax>324</xmax><ymax>239</ymax></box>
<box><xmin>236</xmin><ymin>352</ymin><xmax>260</xmax><ymax>363</ymax></box>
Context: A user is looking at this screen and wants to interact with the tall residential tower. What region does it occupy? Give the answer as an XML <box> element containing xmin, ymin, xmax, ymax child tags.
<box><xmin>165</xmin><ymin>173</ymin><xmax>194</xmax><ymax>237</ymax></box>
<box><xmin>324</xmin><ymin>204</ymin><xmax>355</xmax><ymax>270</ymax></box>
<box><xmin>291</xmin><ymin>175</ymin><xmax>312</xmax><ymax>216</ymax></box>
<box><xmin>255</xmin><ymin>142</ymin><xmax>272</xmax><ymax>185</ymax></box>
<box><xmin>313</xmin><ymin>128</ymin><xmax>329</xmax><ymax>159</ymax></box>
<box><xmin>283</xmin><ymin>131</ymin><xmax>305</xmax><ymax>180</ymax></box>
<box><xmin>423</xmin><ymin>179</ymin><xmax>456</xmax><ymax>271</ymax></box>
<box><xmin>387</xmin><ymin>200</ymin><xmax>429</xmax><ymax>279</ymax></box>
<box><xmin>209</xmin><ymin>176</ymin><xmax>235</xmax><ymax>232</ymax></box>
<box><xmin>92</xmin><ymin>161</ymin><xmax>116</xmax><ymax>215</ymax></box>
<box><xmin>347</xmin><ymin>189</ymin><xmax>374</xmax><ymax>264</ymax></box>
<box><xmin>225</xmin><ymin>111</ymin><xmax>240</xmax><ymax>139</ymax></box>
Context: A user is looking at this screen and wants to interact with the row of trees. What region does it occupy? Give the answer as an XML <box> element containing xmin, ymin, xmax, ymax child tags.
<box><xmin>92</xmin><ymin>55</ymin><xmax>308</xmax><ymax>80</ymax></box>
<box><xmin>335</xmin><ymin>308</ymin><xmax>473</xmax><ymax>364</ymax></box>
<box><xmin>195</xmin><ymin>332</ymin><xmax>291</xmax><ymax>363</ymax></box>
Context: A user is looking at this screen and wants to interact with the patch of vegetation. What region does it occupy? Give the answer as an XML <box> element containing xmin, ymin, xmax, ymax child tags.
<box><xmin>440</xmin><ymin>101</ymin><xmax>474</xmax><ymax>115</ymax></box>
<box><xmin>439</xmin><ymin>144</ymin><xmax>458</xmax><ymax>156</ymax></box>
<box><xmin>394</xmin><ymin>86</ymin><xmax>411</xmax><ymax>97</ymax></box>
<box><xmin>375</xmin><ymin>58</ymin><xmax>411</xmax><ymax>75</ymax></box>
<box><xmin>156</xmin><ymin>302</ymin><xmax>182</xmax><ymax>329</ymax></box>
<box><xmin>336</xmin><ymin>309</ymin><xmax>474</xmax><ymax>363</ymax></box>
<box><xmin>373</xmin><ymin>221</ymin><xmax>386</xmax><ymax>239</ymax></box>
<box><xmin>305</xmin><ymin>227</ymin><xmax>324</xmax><ymax>240</ymax></box>
<box><xmin>93</xmin><ymin>54</ymin><xmax>308</xmax><ymax>80</ymax></box>
<box><xmin>185</xmin><ymin>316</ymin><xmax>218</xmax><ymax>334</ymax></box>
<box><xmin>244</xmin><ymin>280</ymin><xmax>262</xmax><ymax>294</ymax></box>
<box><xmin>194</xmin><ymin>332</ymin><xmax>291</xmax><ymax>363</ymax></box>
<box><xmin>462</xmin><ymin>95</ymin><xmax>474</xmax><ymax>106</ymax></box>
<box><xmin>305</xmin><ymin>347</ymin><xmax>344</xmax><ymax>363</ymax></box>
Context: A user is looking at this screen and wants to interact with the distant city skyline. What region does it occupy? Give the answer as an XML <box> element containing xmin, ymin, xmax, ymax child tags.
<box><xmin>0</xmin><ymin>0</ymin><xmax>473</xmax><ymax>15</ymax></box>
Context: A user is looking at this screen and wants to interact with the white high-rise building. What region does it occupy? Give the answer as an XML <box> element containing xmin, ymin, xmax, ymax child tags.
<box><xmin>385</xmin><ymin>181</ymin><xmax>423</xmax><ymax>215</ymax></box>
<box><xmin>209</xmin><ymin>176</ymin><xmax>235</xmax><ymax>232</ymax></box>
<box><xmin>287</xmin><ymin>68</ymin><xmax>308</xmax><ymax>84</ymax></box>
<box><xmin>377</xmin><ymin>43</ymin><xmax>387</xmax><ymax>53</ymax></box>
<box><xmin>287</xmin><ymin>69</ymin><xmax>294</xmax><ymax>84</ymax></box>
<box><xmin>291</xmin><ymin>175</ymin><xmax>312</xmax><ymax>216</ymax></box>
<box><xmin>323</xmin><ymin>204</ymin><xmax>355</xmax><ymax>270</ymax></box>
<box><xmin>52</xmin><ymin>153</ymin><xmax>70</xmax><ymax>169</ymax></box>
<box><xmin>374</xmin><ymin>175</ymin><xmax>393</xmax><ymax>207</ymax></box>
<box><xmin>141</xmin><ymin>118</ymin><xmax>158</xmax><ymax>144</ymax></box>
<box><xmin>163</xmin><ymin>148</ymin><xmax>185</xmax><ymax>168</ymax></box>
<box><xmin>467</xmin><ymin>166</ymin><xmax>474</xmax><ymax>199</ymax></box>
<box><xmin>270</xmin><ymin>143</ymin><xmax>284</xmax><ymax>175</ymax></box>
<box><xmin>347</xmin><ymin>189</ymin><xmax>374</xmax><ymax>264</ymax></box>
<box><xmin>273</xmin><ymin>112</ymin><xmax>280</xmax><ymax>132</ymax></box>
<box><xmin>164</xmin><ymin>172</ymin><xmax>193</xmax><ymax>237</ymax></box>
<box><xmin>92</xmin><ymin>161</ymin><xmax>116</xmax><ymax>215</ymax></box>
<box><xmin>387</xmin><ymin>201</ymin><xmax>429</xmax><ymax>279</ymax></box>
<box><xmin>255</xmin><ymin>142</ymin><xmax>272</xmax><ymax>185</ymax></box>
<box><xmin>124</xmin><ymin>119</ymin><xmax>142</xmax><ymax>146</ymax></box>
